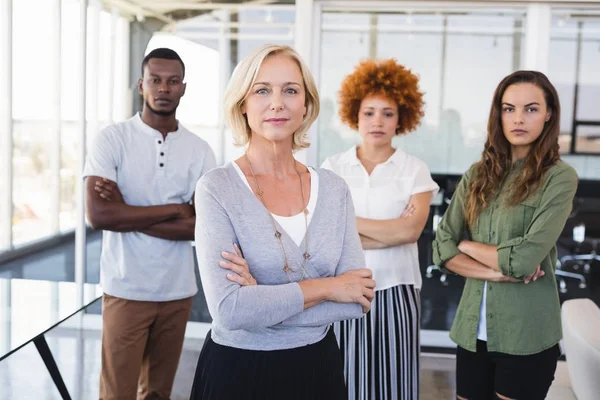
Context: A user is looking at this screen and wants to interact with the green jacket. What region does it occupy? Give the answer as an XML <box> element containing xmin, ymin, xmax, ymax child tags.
<box><xmin>432</xmin><ymin>160</ymin><xmax>578</xmax><ymax>355</ymax></box>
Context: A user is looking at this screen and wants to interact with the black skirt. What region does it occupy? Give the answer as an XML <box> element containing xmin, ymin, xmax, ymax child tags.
<box><xmin>190</xmin><ymin>328</ymin><xmax>347</xmax><ymax>400</ymax></box>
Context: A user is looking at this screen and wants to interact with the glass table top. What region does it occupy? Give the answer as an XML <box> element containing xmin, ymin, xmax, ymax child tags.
<box><xmin>0</xmin><ymin>278</ymin><xmax>101</xmax><ymax>361</ymax></box>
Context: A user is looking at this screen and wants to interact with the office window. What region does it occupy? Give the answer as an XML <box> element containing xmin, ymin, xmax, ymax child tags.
<box><xmin>164</xmin><ymin>8</ymin><xmax>295</xmax><ymax>165</ymax></box>
<box><xmin>318</xmin><ymin>9</ymin><xmax>526</xmax><ymax>173</ymax></box>
<box><xmin>6</xmin><ymin>0</ymin><xmax>130</xmax><ymax>247</ymax></box>
<box><xmin>60</xmin><ymin>2</ymin><xmax>130</xmax><ymax>233</ymax></box>
<box><xmin>12</xmin><ymin>0</ymin><xmax>56</xmax><ymax>245</ymax></box>
<box><xmin>318</xmin><ymin>13</ymin><xmax>370</xmax><ymax>165</ymax></box>
<box><xmin>548</xmin><ymin>15</ymin><xmax>600</xmax><ymax>154</ymax></box>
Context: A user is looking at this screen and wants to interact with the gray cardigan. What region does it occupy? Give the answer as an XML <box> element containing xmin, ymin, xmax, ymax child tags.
<box><xmin>194</xmin><ymin>162</ymin><xmax>366</xmax><ymax>350</ymax></box>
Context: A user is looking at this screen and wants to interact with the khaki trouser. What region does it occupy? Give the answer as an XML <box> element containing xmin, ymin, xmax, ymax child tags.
<box><xmin>99</xmin><ymin>293</ymin><xmax>193</xmax><ymax>400</ymax></box>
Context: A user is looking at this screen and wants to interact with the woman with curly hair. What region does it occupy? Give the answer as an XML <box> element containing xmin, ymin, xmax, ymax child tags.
<box><xmin>322</xmin><ymin>59</ymin><xmax>439</xmax><ymax>400</ymax></box>
<box><xmin>433</xmin><ymin>70</ymin><xmax>578</xmax><ymax>400</ymax></box>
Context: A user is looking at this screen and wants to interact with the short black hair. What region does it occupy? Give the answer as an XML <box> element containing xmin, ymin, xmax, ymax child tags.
<box><xmin>141</xmin><ymin>48</ymin><xmax>185</xmax><ymax>78</ymax></box>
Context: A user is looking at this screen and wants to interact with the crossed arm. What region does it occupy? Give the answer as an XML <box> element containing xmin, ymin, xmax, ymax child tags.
<box><xmin>85</xmin><ymin>176</ymin><xmax>195</xmax><ymax>241</ymax></box>
<box><xmin>432</xmin><ymin>167</ymin><xmax>547</xmax><ymax>283</ymax></box>
<box><xmin>194</xmin><ymin>180</ymin><xmax>375</xmax><ymax>330</ymax></box>
<box><xmin>358</xmin><ymin>191</ymin><xmax>433</xmax><ymax>250</ymax></box>
<box><xmin>446</xmin><ymin>242</ymin><xmax>543</xmax><ymax>283</ymax></box>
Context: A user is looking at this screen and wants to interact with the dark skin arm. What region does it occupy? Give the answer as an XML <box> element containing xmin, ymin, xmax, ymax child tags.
<box><xmin>86</xmin><ymin>177</ymin><xmax>195</xmax><ymax>239</ymax></box>
<box><xmin>138</xmin><ymin>216</ymin><xmax>196</xmax><ymax>241</ymax></box>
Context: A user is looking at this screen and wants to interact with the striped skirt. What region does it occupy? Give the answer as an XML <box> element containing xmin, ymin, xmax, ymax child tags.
<box><xmin>334</xmin><ymin>284</ymin><xmax>421</xmax><ymax>400</ymax></box>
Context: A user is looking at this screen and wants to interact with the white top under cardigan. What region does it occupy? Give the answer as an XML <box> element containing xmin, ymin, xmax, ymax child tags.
<box><xmin>322</xmin><ymin>145</ymin><xmax>439</xmax><ymax>290</ymax></box>
<box><xmin>194</xmin><ymin>163</ymin><xmax>366</xmax><ymax>351</ymax></box>
<box><xmin>231</xmin><ymin>162</ymin><xmax>319</xmax><ymax>247</ymax></box>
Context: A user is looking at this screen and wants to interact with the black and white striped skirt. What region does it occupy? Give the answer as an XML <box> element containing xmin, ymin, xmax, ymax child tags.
<box><xmin>334</xmin><ymin>284</ymin><xmax>421</xmax><ymax>400</ymax></box>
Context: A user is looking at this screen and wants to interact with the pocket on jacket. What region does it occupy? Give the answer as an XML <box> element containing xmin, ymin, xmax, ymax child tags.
<box><xmin>510</xmin><ymin>196</ymin><xmax>541</xmax><ymax>235</ymax></box>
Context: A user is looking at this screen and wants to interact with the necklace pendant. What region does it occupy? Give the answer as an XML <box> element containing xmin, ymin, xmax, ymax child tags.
<box><xmin>274</xmin><ymin>230</ymin><xmax>282</xmax><ymax>239</ymax></box>
<box><xmin>303</xmin><ymin>208</ymin><xmax>309</xmax><ymax>215</ymax></box>
<box><xmin>283</xmin><ymin>264</ymin><xmax>291</xmax><ymax>272</ymax></box>
<box><xmin>256</xmin><ymin>189</ymin><xmax>264</xmax><ymax>196</ymax></box>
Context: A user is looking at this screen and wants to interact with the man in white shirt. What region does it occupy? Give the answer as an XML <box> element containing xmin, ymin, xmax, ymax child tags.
<box><xmin>84</xmin><ymin>48</ymin><xmax>216</xmax><ymax>400</ymax></box>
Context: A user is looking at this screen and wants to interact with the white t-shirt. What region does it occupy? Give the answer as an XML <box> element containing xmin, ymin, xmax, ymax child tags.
<box><xmin>477</xmin><ymin>282</ymin><xmax>489</xmax><ymax>341</ymax></box>
<box><xmin>232</xmin><ymin>162</ymin><xmax>318</xmax><ymax>247</ymax></box>
<box><xmin>83</xmin><ymin>113</ymin><xmax>216</xmax><ymax>301</ymax></box>
<box><xmin>322</xmin><ymin>145</ymin><xmax>439</xmax><ymax>290</ymax></box>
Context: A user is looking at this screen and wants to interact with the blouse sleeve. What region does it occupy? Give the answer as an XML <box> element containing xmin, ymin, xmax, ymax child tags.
<box><xmin>497</xmin><ymin>166</ymin><xmax>578</xmax><ymax>279</ymax></box>
<box><xmin>411</xmin><ymin>158</ymin><xmax>439</xmax><ymax>198</ymax></box>
<box><xmin>432</xmin><ymin>165</ymin><xmax>474</xmax><ymax>268</ymax></box>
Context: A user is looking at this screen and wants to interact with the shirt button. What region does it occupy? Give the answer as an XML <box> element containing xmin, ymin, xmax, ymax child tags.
<box><xmin>158</xmin><ymin>140</ymin><xmax>162</xmax><ymax>144</ymax></box>
<box><xmin>488</xmin><ymin>286</ymin><xmax>493</xmax><ymax>291</ymax></box>
<box><xmin>160</xmin><ymin>152</ymin><xmax>164</xmax><ymax>156</ymax></box>
<box><xmin>488</xmin><ymin>314</ymin><xmax>493</xmax><ymax>318</ymax></box>
<box><xmin>159</xmin><ymin>163</ymin><xmax>164</xmax><ymax>167</ymax></box>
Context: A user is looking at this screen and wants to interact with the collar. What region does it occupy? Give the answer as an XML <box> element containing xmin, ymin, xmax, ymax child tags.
<box><xmin>339</xmin><ymin>145</ymin><xmax>362</xmax><ymax>166</ymax></box>
<box><xmin>509</xmin><ymin>157</ymin><xmax>526</xmax><ymax>172</ymax></box>
<box><xmin>387</xmin><ymin>146</ymin><xmax>407</xmax><ymax>167</ymax></box>
<box><xmin>133</xmin><ymin>112</ymin><xmax>182</xmax><ymax>140</ymax></box>
<box><xmin>339</xmin><ymin>145</ymin><xmax>407</xmax><ymax>167</ymax></box>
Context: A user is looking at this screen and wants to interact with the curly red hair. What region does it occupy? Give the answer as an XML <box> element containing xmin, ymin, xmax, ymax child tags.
<box><xmin>338</xmin><ymin>59</ymin><xmax>424</xmax><ymax>135</ymax></box>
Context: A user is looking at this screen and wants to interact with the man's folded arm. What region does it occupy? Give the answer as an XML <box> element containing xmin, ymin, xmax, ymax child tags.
<box><xmin>85</xmin><ymin>176</ymin><xmax>188</xmax><ymax>232</ymax></box>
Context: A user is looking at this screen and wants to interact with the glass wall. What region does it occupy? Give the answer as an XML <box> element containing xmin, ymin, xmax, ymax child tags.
<box><xmin>548</xmin><ymin>13</ymin><xmax>600</xmax><ymax>154</ymax></box>
<box><xmin>317</xmin><ymin>8</ymin><xmax>527</xmax><ymax>173</ymax></box>
<box><xmin>3</xmin><ymin>1</ymin><xmax>599</xmax><ymax>270</ymax></box>
<box><xmin>151</xmin><ymin>7</ymin><xmax>295</xmax><ymax>165</ymax></box>
<box><xmin>11</xmin><ymin>0</ymin><xmax>57</xmax><ymax>246</ymax></box>
<box><xmin>4</xmin><ymin>0</ymin><xmax>129</xmax><ymax>249</ymax></box>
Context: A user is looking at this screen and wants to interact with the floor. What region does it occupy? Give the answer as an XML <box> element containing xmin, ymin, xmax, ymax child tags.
<box><xmin>0</xmin><ymin>327</ymin><xmax>456</xmax><ymax>400</ymax></box>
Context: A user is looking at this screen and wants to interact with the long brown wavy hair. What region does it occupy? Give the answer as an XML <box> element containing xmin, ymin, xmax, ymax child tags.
<box><xmin>464</xmin><ymin>70</ymin><xmax>561</xmax><ymax>229</ymax></box>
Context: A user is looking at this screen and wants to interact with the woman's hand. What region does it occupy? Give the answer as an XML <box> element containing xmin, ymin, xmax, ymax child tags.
<box><xmin>401</xmin><ymin>203</ymin><xmax>416</xmax><ymax>218</ymax></box>
<box><xmin>328</xmin><ymin>269</ymin><xmax>376</xmax><ymax>313</ymax></box>
<box><xmin>219</xmin><ymin>243</ymin><xmax>257</xmax><ymax>286</ymax></box>
<box><xmin>495</xmin><ymin>274</ymin><xmax>521</xmax><ymax>283</ymax></box>
<box><xmin>523</xmin><ymin>265</ymin><xmax>545</xmax><ymax>284</ymax></box>
<box><xmin>457</xmin><ymin>240</ymin><xmax>471</xmax><ymax>254</ymax></box>
<box><xmin>491</xmin><ymin>264</ymin><xmax>544</xmax><ymax>284</ymax></box>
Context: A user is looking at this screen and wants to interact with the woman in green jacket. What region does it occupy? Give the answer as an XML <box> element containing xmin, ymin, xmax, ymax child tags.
<box><xmin>433</xmin><ymin>70</ymin><xmax>578</xmax><ymax>400</ymax></box>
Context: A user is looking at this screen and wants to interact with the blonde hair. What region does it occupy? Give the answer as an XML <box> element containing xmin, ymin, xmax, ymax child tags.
<box><xmin>223</xmin><ymin>44</ymin><xmax>320</xmax><ymax>150</ymax></box>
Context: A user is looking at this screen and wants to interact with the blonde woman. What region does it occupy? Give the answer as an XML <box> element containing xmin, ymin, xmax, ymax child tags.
<box><xmin>190</xmin><ymin>44</ymin><xmax>375</xmax><ymax>399</ymax></box>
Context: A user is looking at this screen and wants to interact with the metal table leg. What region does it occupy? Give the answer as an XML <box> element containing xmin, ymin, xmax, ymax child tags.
<box><xmin>33</xmin><ymin>334</ymin><xmax>72</xmax><ymax>400</ymax></box>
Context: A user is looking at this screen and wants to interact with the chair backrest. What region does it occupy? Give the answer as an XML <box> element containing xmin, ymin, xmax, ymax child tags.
<box><xmin>561</xmin><ymin>298</ymin><xmax>600</xmax><ymax>400</ymax></box>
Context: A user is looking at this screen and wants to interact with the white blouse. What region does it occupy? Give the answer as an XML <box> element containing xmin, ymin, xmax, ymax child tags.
<box><xmin>322</xmin><ymin>145</ymin><xmax>439</xmax><ymax>290</ymax></box>
<box><xmin>232</xmin><ymin>162</ymin><xmax>319</xmax><ymax>247</ymax></box>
